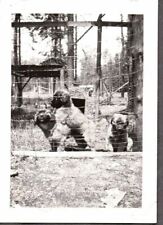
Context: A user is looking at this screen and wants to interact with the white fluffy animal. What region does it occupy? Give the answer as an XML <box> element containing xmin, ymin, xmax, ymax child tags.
<box><xmin>50</xmin><ymin>90</ymin><xmax>95</xmax><ymax>151</ymax></box>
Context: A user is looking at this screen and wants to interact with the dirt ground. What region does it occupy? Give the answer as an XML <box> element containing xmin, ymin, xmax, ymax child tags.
<box><xmin>10</xmin><ymin>153</ymin><xmax>142</xmax><ymax>208</ymax></box>
<box><xmin>11</xmin><ymin>92</ymin><xmax>142</xmax><ymax>208</ymax></box>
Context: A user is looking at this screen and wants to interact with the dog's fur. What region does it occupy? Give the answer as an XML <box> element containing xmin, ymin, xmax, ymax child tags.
<box><xmin>34</xmin><ymin>103</ymin><xmax>76</xmax><ymax>151</ymax></box>
<box><xmin>105</xmin><ymin>113</ymin><xmax>133</xmax><ymax>152</ymax></box>
<box><xmin>50</xmin><ymin>90</ymin><xmax>95</xmax><ymax>151</ymax></box>
<box><xmin>34</xmin><ymin>106</ymin><xmax>55</xmax><ymax>137</ymax></box>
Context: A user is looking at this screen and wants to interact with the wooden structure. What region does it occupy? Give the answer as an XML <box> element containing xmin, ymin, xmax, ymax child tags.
<box><xmin>127</xmin><ymin>15</ymin><xmax>143</xmax><ymax>151</ymax></box>
<box><xmin>12</xmin><ymin>14</ymin><xmax>66</xmax><ymax>106</ymax></box>
<box><xmin>12</xmin><ymin>14</ymin><xmax>131</xmax><ymax>107</ymax></box>
<box><xmin>12</xmin><ymin>21</ymin><xmax>131</xmax><ymax>28</ymax></box>
<box><xmin>11</xmin><ymin>14</ymin><xmax>144</xmax><ymax>153</ymax></box>
<box><xmin>11</xmin><ymin>64</ymin><xmax>65</xmax><ymax>105</ymax></box>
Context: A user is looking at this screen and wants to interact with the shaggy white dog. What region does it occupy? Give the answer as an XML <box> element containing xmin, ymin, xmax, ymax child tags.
<box><xmin>50</xmin><ymin>90</ymin><xmax>95</xmax><ymax>151</ymax></box>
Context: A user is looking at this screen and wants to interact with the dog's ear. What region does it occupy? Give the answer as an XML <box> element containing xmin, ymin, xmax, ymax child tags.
<box><xmin>124</xmin><ymin>118</ymin><xmax>129</xmax><ymax>127</ymax></box>
<box><xmin>111</xmin><ymin>114</ymin><xmax>118</xmax><ymax>126</ymax></box>
<box><xmin>111</xmin><ymin>117</ymin><xmax>116</xmax><ymax>125</ymax></box>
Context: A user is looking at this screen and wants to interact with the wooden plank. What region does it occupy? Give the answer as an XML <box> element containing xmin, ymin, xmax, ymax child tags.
<box><xmin>113</xmin><ymin>81</ymin><xmax>129</xmax><ymax>93</ymax></box>
<box><xmin>12</xmin><ymin>150</ymin><xmax>142</xmax><ymax>158</ymax></box>
<box><xmin>14</xmin><ymin>14</ymin><xmax>23</xmax><ymax>107</ymax></box>
<box><xmin>67</xmin><ymin>14</ymin><xmax>74</xmax><ymax>87</ymax></box>
<box><xmin>12</xmin><ymin>65</ymin><xmax>62</xmax><ymax>77</ymax></box>
<box><xmin>12</xmin><ymin>21</ymin><xmax>131</xmax><ymax>28</ymax></box>
<box><xmin>95</xmin><ymin>15</ymin><xmax>103</xmax><ymax>150</ymax></box>
<box><xmin>12</xmin><ymin>72</ymin><xmax>60</xmax><ymax>78</ymax></box>
<box><xmin>12</xmin><ymin>71</ymin><xmax>24</xmax><ymax>77</ymax></box>
<box><xmin>96</xmin><ymin>17</ymin><xmax>102</xmax><ymax>77</ymax></box>
<box><xmin>12</xmin><ymin>65</ymin><xmax>63</xmax><ymax>71</ymax></box>
<box><xmin>22</xmin><ymin>77</ymin><xmax>31</xmax><ymax>89</ymax></box>
<box><xmin>60</xmin><ymin>68</ymin><xmax>65</xmax><ymax>89</ymax></box>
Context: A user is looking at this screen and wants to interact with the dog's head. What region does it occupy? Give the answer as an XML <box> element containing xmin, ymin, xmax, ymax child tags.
<box><xmin>34</xmin><ymin>104</ymin><xmax>56</xmax><ymax>137</ymax></box>
<box><xmin>111</xmin><ymin>113</ymin><xmax>129</xmax><ymax>131</ymax></box>
<box><xmin>51</xmin><ymin>90</ymin><xmax>71</xmax><ymax>109</ymax></box>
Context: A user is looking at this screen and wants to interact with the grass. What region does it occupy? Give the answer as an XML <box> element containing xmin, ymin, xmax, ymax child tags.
<box><xmin>11</xmin><ymin>125</ymin><xmax>51</xmax><ymax>152</ymax></box>
<box><xmin>10</xmin><ymin>153</ymin><xmax>142</xmax><ymax>208</ymax></box>
<box><xmin>11</xmin><ymin>118</ymin><xmax>108</xmax><ymax>151</ymax></box>
<box><xmin>11</xmin><ymin>92</ymin><xmax>129</xmax><ymax>152</ymax></box>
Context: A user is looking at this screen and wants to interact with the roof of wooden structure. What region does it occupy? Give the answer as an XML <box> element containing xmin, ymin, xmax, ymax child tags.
<box><xmin>12</xmin><ymin>64</ymin><xmax>63</xmax><ymax>77</ymax></box>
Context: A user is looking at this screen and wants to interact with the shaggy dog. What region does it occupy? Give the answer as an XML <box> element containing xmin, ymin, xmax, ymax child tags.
<box><xmin>34</xmin><ymin>105</ymin><xmax>58</xmax><ymax>149</ymax></box>
<box><xmin>50</xmin><ymin>90</ymin><xmax>95</xmax><ymax>151</ymax></box>
<box><xmin>34</xmin><ymin>104</ymin><xmax>76</xmax><ymax>151</ymax></box>
<box><xmin>34</xmin><ymin>106</ymin><xmax>55</xmax><ymax>138</ymax></box>
<box><xmin>105</xmin><ymin>113</ymin><xmax>133</xmax><ymax>152</ymax></box>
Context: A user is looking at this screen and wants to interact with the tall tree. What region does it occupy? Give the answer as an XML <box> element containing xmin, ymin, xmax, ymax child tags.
<box><xmin>29</xmin><ymin>13</ymin><xmax>67</xmax><ymax>61</ymax></box>
<box><xmin>29</xmin><ymin>14</ymin><xmax>68</xmax><ymax>92</ymax></box>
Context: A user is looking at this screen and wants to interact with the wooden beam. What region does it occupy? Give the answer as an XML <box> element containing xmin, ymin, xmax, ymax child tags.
<box><xmin>22</xmin><ymin>77</ymin><xmax>31</xmax><ymax>90</ymax></box>
<box><xmin>12</xmin><ymin>21</ymin><xmax>131</xmax><ymax>28</ymax></box>
<box><xmin>12</xmin><ymin>65</ymin><xmax>62</xmax><ymax>78</ymax></box>
<box><xmin>103</xmin><ymin>80</ymin><xmax>112</xmax><ymax>99</ymax></box>
<box><xmin>12</xmin><ymin>72</ymin><xmax>60</xmax><ymax>78</ymax></box>
<box><xmin>113</xmin><ymin>81</ymin><xmax>129</xmax><ymax>93</ymax></box>
<box><xmin>60</xmin><ymin>68</ymin><xmax>65</xmax><ymax>89</ymax></box>
<box><xmin>12</xmin><ymin>64</ymin><xmax>63</xmax><ymax>71</ymax></box>
<box><xmin>95</xmin><ymin>15</ymin><xmax>103</xmax><ymax>126</ymax></box>
<box><xmin>14</xmin><ymin>14</ymin><xmax>23</xmax><ymax>107</ymax></box>
<box><xmin>12</xmin><ymin>65</ymin><xmax>63</xmax><ymax>78</ymax></box>
<box><xmin>12</xmin><ymin>71</ymin><xmax>24</xmax><ymax>77</ymax></box>
<box><xmin>65</xmin><ymin>14</ymin><xmax>106</xmax><ymax>57</ymax></box>
<box><xmin>96</xmin><ymin>18</ymin><xmax>102</xmax><ymax>77</ymax></box>
<box><xmin>67</xmin><ymin>14</ymin><xmax>74</xmax><ymax>86</ymax></box>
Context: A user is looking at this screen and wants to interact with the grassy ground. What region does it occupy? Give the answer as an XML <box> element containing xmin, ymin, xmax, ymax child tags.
<box><xmin>10</xmin><ymin>153</ymin><xmax>142</xmax><ymax>208</ymax></box>
<box><xmin>11</xmin><ymin>92</ymin><xmax>142</xmax><ymax>208</ymax></box>
<box><xmin>11</xmin><ymin>117</ymin><xmax>108</xmax><ymax>152</ymax></box>
<box><xmin>11</xmin><ymin>93</ymin><xmax>129</xmax><ymax>152</ymax></box>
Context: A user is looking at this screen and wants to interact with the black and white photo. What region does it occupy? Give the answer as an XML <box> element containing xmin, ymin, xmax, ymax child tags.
<box><xmin>0</xmin><ymin>0</ymin><xmax>158</xmax><ymax>223</ymax></box>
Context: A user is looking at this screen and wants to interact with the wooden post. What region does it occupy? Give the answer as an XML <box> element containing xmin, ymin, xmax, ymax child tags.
<box><xmin>52</xmin><ymin>75</ymin><xmax>56</xmax><ymax>94</ymax></box>
<box><xmin>108</xmin><ymin>69</ymin><xmax>113</xmax><ymax>98</ymax></box>
<box><xmin>55</xmin><ymin>77</ymin><xmax>60</xmax><ymax>91</ymax></box>
<box><xmin>67</xmin><ymin>14</ymin><xmax>74</xmax><ymax>87</ymax></box>
<box><xmin>96</xmin><ymin>16</ymin><xmax>102</xmax><ymax>82</ymax></box>
<box><xmin>127</xmin><ymin>15</ymin><xmax>134</xmax><ymax>112</ymax></box>
<box><xmin>94</xmin><ymin>15</ymin><xmax>103</xmax><ymax>150</ymax></box>
<box><xmin>127</xmin><ymin>15</ymin><xmax>143</xmax><ymax>151</ymax></box>
<box><xmin>60</xmin><ymin>68</ymin><xmax>65</xmax><ymax>89</ymax></box>
<box><xmin>14</xmin><ymin>14</ymin><xmax>23</xmax><ymax>107</ymax></box>
<box><xmin>120</xmin><ymin>14</ymin><xmax>125</xmax><ymax>98</ymax></box>
<box><xmin>95</xmin><ymin>14</ymin><xmax>103</xmax><ymax>120</ymax></box>
<box><xmin>53</xmin><ymin>26</ymin><xmax>58</xmax><ymax>94</ymax></box>
<box><xmin>74</xmin><ymin>14</ymin><xmax>78</xmax><ymax>80</ymax></box>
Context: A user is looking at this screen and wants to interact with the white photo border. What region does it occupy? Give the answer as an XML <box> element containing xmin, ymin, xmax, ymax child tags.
<box><xmin>0</xmin><ymin>0</ymin><xmax>158</xmax><ymax>223</ymax></box>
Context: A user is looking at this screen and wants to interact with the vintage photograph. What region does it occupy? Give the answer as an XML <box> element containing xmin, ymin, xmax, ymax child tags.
<box><xmin>10</xmin><ymin>13</ymin><xmax>143</xmax><ymax>208</ymax></box>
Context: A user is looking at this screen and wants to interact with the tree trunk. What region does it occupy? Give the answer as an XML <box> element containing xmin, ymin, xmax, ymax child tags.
<box><xmin>67</xmin><ymin>14</ymin><xmax>74</xmax><ymax>87</ymax></box>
